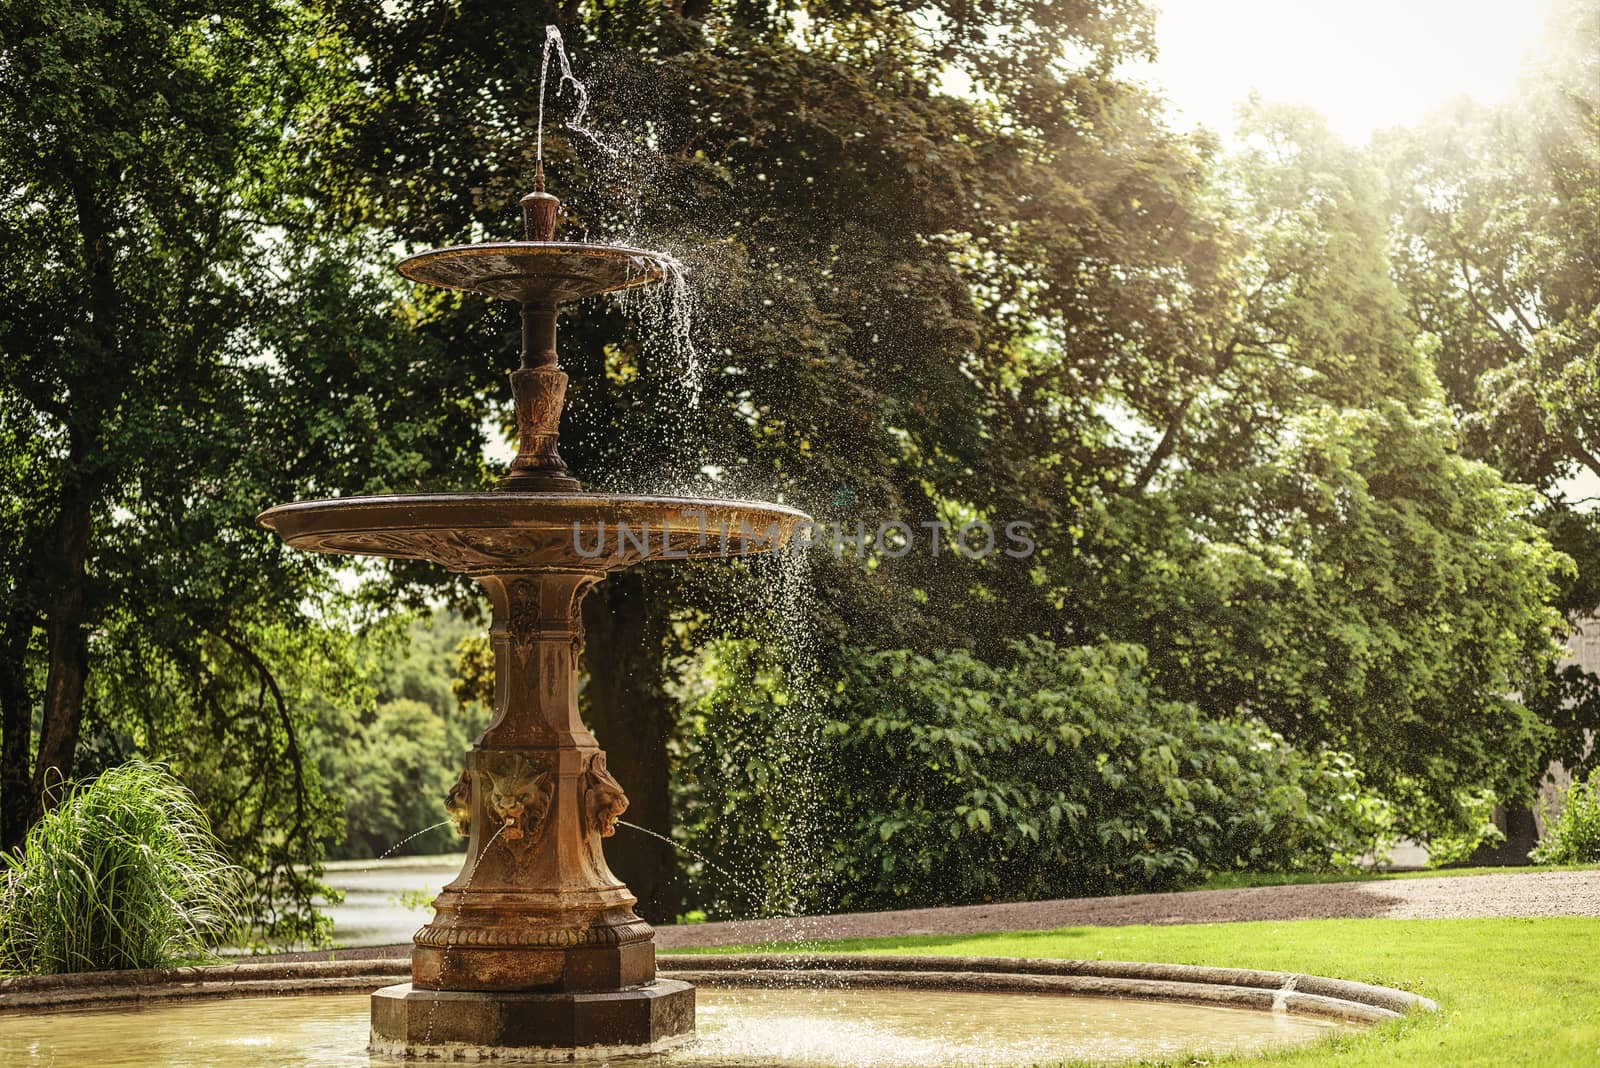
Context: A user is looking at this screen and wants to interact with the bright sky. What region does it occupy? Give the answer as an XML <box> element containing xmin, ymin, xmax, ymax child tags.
<box><xmin>1137</xmin><ymin>0</ymin><xmax>1555</xmax><ymax>143</ymax></box>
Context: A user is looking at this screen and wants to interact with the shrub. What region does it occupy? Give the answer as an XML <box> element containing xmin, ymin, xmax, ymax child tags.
<box><xmin>0</xmin><ymin>761</ymin><xmax>243</xmax><ymax>974</ymax></box>
<box><xmin>673</xmin><ymin>638</ymin><xmax>1393</xmax><ymax>915</ymax></box>
<box><xmin>1532</xmin><ymin>773</ymin><xmax>1600</xmax><ymax>864</ymax></box>
<box><xmin>821</xmin><ymin>640</ymin><xmax>1390</xmax><ymax>907</ymax></box>
<box><xmin>1421</xmin><ymin>787</ymin><xmax>1505</xmax><ymax>868</ymax></box>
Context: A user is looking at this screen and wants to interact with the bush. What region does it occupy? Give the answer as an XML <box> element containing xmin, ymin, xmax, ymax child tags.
<box><xmin>673</xmin><ymin>638</ymin><xmax>1393</xmax><ymax>915</ymax></box>
<box><xmin>822</xmin><ymin>640</ymin><xmax>1391</xmax><ymax>907</ymax></box>
<box><xmin>0</xmin><ymin>761</ymin><xmax>243</xmax><ymax>974</ymax></box>
<box><xmin>1532</xmin><ymin>773</ymin><xmax>1600</xmax><ymax>864</ymax></box>
<box><xmin>1420</xmin><ymin>787</ymin><xmax>1505</xmax><ymax>868</ymax></box>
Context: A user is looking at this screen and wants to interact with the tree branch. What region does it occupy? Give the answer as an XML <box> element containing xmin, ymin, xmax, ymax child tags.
<box><xmin>216</xmin><ymin>628</ymin><xmax>310</xmax><ymax>836</ymax></box>
<box><xmin>1131</xmin><ymin>340</ymin><xmax>1242</xmax><ymax>494</ymax></box>
<box><xmin>1450</xmin><ymin>239</ymin><xmax>1528</xmax><ymax>357</ymax></box>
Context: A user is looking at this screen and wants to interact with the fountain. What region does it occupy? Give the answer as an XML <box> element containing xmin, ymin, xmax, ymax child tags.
<box><xmin>256</xmin><ymin>168</ymin><xmax>807</xmax><ymax>1058</ymax></box>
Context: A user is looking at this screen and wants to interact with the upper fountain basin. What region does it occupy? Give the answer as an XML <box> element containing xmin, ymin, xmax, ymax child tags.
<box><xmin>257</xmin><ymin>493</ymin><xmax>810</xmax><ymax>573</ymax></box>
<box><xmin>397</xmin><ymin>241</ymin><xmax>667</xmax><ymax>303</ymax></box>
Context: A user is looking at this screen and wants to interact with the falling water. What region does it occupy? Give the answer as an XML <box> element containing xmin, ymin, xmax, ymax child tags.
<box><xmin>616</xmin><ymin>819</ymin><xmax>764</xmax><ymax>915</ymax></box>
<box><xmin>660</xmin><ymin>529</ymin><xmax>827</xmax><ymax>944</ymax></box>
<box><xmin>423</xmin><ymin>820</ymin><xmax>509</xmax><ymax>1047</ymax></box>
<box><xmin>617</xmin><ymin>252</ymin><xmax>706</xmax><ymax>408</ymax></box>
<box><xmin>749</xmin><ymin>542</ymin><xmax>825</xmax><ymax>950</ymax></box>
<box><xmin>535</xmin><ymin>25</ymin><xmax>707</xmax><ymax>407</ymax></box>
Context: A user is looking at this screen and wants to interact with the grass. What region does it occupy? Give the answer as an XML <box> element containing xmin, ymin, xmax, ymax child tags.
<box><xmin>0</xmin><ymin>761</ymin><xmax>242</xmax><ymax>975</ymax></box>
<box><xmin>666</xmin><ymin>917</ymin><xmax>1600</xmax><ymax>1066</ymax></box>
<box><xmin>1196</xmin><ymin>862</ymin><xmax>1599</xmax><ymax>891</ymax></box>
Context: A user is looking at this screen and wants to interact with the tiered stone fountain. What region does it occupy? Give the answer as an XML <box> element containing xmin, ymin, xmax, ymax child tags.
<box><xmin>258</xmin><ymin>171</ymin><xmax>807</xmax><ymax>1058</ymax></box>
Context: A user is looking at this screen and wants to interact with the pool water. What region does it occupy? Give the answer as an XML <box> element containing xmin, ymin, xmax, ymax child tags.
<box><xmin>0</xmin><ymin>986</ymin><xmax>1342</xmax><ymax>1066</ymax></box>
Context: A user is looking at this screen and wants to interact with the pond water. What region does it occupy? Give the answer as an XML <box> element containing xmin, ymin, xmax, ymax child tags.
<box><xmin>0</xmin><ymin>987</ymin><xmax>1342</xmax><ymax>1067</ymax></box>
<box><xmin>318</xmin><ymin>854</ymin><xmax>463</xmax><ymax>948</ymax></box>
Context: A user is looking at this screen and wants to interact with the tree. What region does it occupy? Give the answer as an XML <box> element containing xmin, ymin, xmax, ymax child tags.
<box><xmin>896</xmin><ymin>95</ymin><xmax>1570</xmax><ymax>836</ymax></box>
<box><xmin>1380</xmin><ymin>0</ymin><xmax>1600</xmax><ymax>779</ymax></box>
<box><xmin>308</xmin><ymin>0</ymin><xmax>1576</xmax><ymax>887</ymax></box>
<box><xmin>309</xmin><ymin>0</ymin><xmax>1194</xmax><ymax>917</ymax></box>
<box><xmin>0</xmin><ymin>0</ymin><xmax>485</xmax><ymax>937</ymax></box>
<box><xmin>313</xmin><ymin>611</ymin><xmax>487</xmax><ymax>861</ymax></box>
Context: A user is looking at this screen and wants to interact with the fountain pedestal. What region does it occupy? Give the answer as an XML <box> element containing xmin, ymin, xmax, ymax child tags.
<box><xmin>366</xmin><ymin>568</ymin><xmax>694</xmax><ymax>1053</ymax></box>
<box><xmin>413</xmin><ymin>571</ymin><xmax>646</xmax><ymax>993</ymax></box>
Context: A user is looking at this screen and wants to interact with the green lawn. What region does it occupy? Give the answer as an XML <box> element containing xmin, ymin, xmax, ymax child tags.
<box><xmin>666</xmin><ymin>917</ymin><xmax>1599</xmax><ymax>1066</ymax></box>
<box><xmin>1196</xmin><ymin>862</ymin><xmax>1599</xmax><ymax>891</ymax></box>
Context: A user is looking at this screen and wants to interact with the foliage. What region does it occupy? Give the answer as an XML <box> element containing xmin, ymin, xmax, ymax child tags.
<box><xmin>1420</xmin><ymin>789</ymin><xmax>1505</xmax><ymax>869</ymax></box>
<box><xmin>1087</xmin><ymin>397</ymin><xmax>1569</xmax><ymax>827</ymax></box>
<box><xmin>1532</xmin><ymin>773</ymin><xmax>1600</xmax><ymax>864</ymax></box>
<box><xmin>670</xmin><ymin>633</ymin><xmax>824</xmax><ymax>918</ymax></box>
<box><xmin>0</xmin><ymin>0</ymin><xmax>1587</xmax><ymax>936</ymax></box>
<box><xmin>828</xmin><ymin>641</ymin><xmax>1395</xmax><ymax>905</ymax></box>
<box><xmin>390</xmin><ymin>887</ymin><xmax>437</xmax><ymax>911</ymax></box>
<box><xmin>0</xmin><ymin>0</ymin><xmax>486</xmax><ymax>937</ymax></box>
<box><xmin>1380</xmin><ymin>0</ymin><xmax>1600</xmax><ymax>781</ymax></box>
<box><xmin>84</xmin><ymin>616</ymin><xmax>372</xmax><ymax>946</ymax></box>
<box><xmin>1024</xmin><ymin>105</ymin><xmax>1573</xmax><ymax>830</ymax></box>
<box><xmin>0</xmin><ymin>761</ymin><xmax>241</xmax><ymax>974</ymax></box>
<box><xmin>674</xmin><ymin>638</ymin><xmax>1394</xmax><ymax>915</ymax></box>
<box><xmin>1380</xmin><ymin>0</ymin><xmax>1600</xmax><ymax>502</ymax></box>
<box><xmin>312</xmin><ymin>612</ymin><xmax>488</xmax><ymax>861</ymax></box>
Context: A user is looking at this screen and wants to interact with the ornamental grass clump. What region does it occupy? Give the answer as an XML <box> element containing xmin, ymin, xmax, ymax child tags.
<box><xmin>0</xmin><ymin>761</ymin><xmax>243</xmax><ymax>975</ymax></box>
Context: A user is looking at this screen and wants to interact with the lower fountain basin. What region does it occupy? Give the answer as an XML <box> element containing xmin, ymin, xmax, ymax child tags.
<box><xmin>257</xmin><ymin>493</ymin><xmax>810</xmax><ymax>572</ymax></box>
<box><xmin>0</xmin><ymin>954</ymin><xmax>1434</xmax><ymax>1067</ymax></box>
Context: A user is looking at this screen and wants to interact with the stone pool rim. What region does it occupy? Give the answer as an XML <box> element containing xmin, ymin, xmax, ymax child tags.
<box><xmin>0</xmin><ymin>952</ymin><xmax>1436</xmax><ymax>1027</ymax></box>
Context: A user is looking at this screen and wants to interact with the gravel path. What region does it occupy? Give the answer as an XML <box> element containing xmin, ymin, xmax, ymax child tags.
<box><xmin>262</xmin><ymin>869</ymin><xmax>1600</xmax><ymax>963</ymax></box>
<box><xmin>654</xmin><ymin>870</ymin><xmax>1600</xmax><ymax>950</ymax></box>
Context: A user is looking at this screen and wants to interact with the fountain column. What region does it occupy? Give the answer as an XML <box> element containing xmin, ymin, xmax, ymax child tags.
<box><xmin>363</xmin><ymin>177</ymin><xmax>698</xmax><ymax>1054</ymax></box>
<box><xmin>411</xmin><ymin>569</ymin><xmax>657</xmax><ymax>994</ymax></box>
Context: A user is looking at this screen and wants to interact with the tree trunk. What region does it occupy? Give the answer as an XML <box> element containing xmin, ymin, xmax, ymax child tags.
<box><xmin>0</xmin><ymin>607</ymin><xmax>36</xmax><ymax>850</ymax></box>
<box><xmin>24</xmin><ymin>166</ymin><xmax>118</xmax><ymax>824</ymax></box>
<box><xmin>582</xmin><ymin>571</ymin><xmax>678</xmax><ymax>923</ymax></box>
<box><xmin>29</xmin><ymin>495</ymin><xmax>93</xmax><ymax>821</ymax></box>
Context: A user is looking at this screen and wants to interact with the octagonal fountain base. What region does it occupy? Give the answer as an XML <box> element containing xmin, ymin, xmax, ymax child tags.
<box><xmin>369</xmin><ymin>979</ymin><xmax>695</xmax><ymax>1058</ymax></box>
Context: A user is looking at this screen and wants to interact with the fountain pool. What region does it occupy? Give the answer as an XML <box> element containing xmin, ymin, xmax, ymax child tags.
<box><xmin>0</xmin><ymin>948</ymin><xmax>1432</xmax><ymax>1067</ymax></box>
<box><xmin>0</xmin><ymin>986</ymin><xmax>1343</xmax><ymax>1067</ymax></box>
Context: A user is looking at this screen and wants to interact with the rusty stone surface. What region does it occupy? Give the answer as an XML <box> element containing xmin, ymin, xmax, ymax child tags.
<box><xmin>497</xmin><ymin>364</ymin><xmax>580</xmax><ymax>492</ymax></box>
<box><xmin>257</xmin><ymin>493</ymin><xmax>807</xmax><ymax>572</ymax></box>
<box><xmin>395</xmin><ymin>242</ymin><xmax>664</xmax><ymax>304</ymax></box>
<box><xmin>404</xmin><ymin>568</ymin><xmax>654</xmax><ymax>995</ymax></box>
<box><xmin>369</xmin><ymin>979</ymin><xmax>695</xmax><ymax>1053</ymax></box>
<box><xmin>520</xmin><ymin>170</ymin><xmax>560</xmax><ymax>244</ymax></box>
<box><xmin>397</xmin><ymin>181</ymin><xmax>660</xmax><ymax>495</ymax></box>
